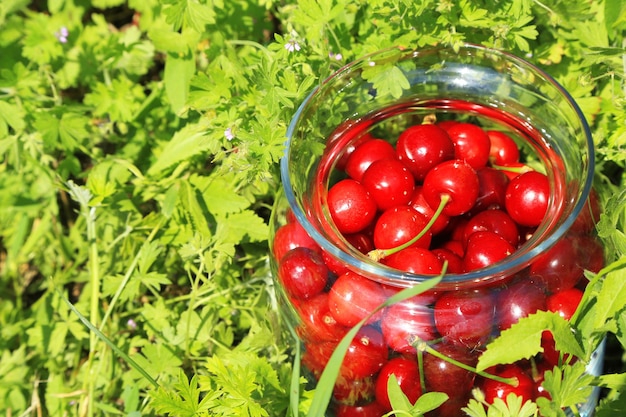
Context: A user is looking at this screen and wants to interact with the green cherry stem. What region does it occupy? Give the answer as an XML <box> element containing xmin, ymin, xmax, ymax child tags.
<box><xmin>491</xmin><ymin>162</ymin><xmax>533</xmax><ymax>174</ymax></box>
<box><xmin>414</xmin><ymin>339</ymin><xmax>518</xmax><ymax>386</ymax></box>
<box><xmin>368</xmin><ymin>194</ymin><xmax>451</xmax><ymax>262</ymax></box>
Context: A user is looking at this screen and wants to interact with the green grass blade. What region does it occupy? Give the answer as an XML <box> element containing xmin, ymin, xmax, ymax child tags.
<box><xmin>56</xmin><ymin>286</ymin><xmax>160</xmax><ymax>388</ymax></box>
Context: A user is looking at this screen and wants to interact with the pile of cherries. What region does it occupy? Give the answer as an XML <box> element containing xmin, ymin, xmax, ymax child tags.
<box><xmin>272</xmin><ymin>118</ymin><xmax>603</xmax><ymax>417</ymax></box>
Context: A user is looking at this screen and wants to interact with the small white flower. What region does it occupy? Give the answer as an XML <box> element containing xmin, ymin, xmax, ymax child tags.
<box><xmin>127</xmin><ymin>318</ymin><xmax>137</xmax><ymax>330</ymax></box>
<box><xmin>224</xmin><ymin>127</ymin><xmax>235</xmax><ymax>141</ymax></box>
<box><xmin>55</xmin><ymin>26</ymin><xmax>69</xmax><ymax>43</ymax></box>
<box><xmin>329</xmin><ymin>52</ymin><xmax>343</xmax><ymax>61</ymax></box>
<box><xmin>285</xmin><ymin>39</ymin><xmax>301</xmax><ymax>53</ymax></box>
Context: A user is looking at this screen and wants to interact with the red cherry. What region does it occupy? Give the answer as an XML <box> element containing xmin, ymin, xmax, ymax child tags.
<box><xmin>529</xmin><ymin>237</ymin><xmax>583</xmax><ymax>293</ymax></box>
<box><xmin>423</xmin><ymin>343</ymin><xmax>479</xmax><ymax>400</ymax></box>
<box><xmin>504</xmin><ymin>171</ymin><xmax>550</xmax><ymax>227</ymax></box>
<box><xmin>329</xmin><ymin>119</ymin><xmax>375</xmax><ymax>171</ymax></box>
<box><xmin>436</xmin><ymin>119</ymin><xmax>460</xmax><ymax>131</ymax></box>
<box><xmin>546</xmin><ymin>287</ymin><xmax>584</xmax><ymax>320</ymax></box>
<box><xmin>333</xmin><ymin>376</ymin><xmax>376</xmax><ymax>405</ymax></box>
<box><xmin>328</xmin><ymin>179</ymin><xmax>378</xmax><ymax>234</ymax></box>
<box><xmin>374</xmin><ymin>356</ymin><xmax>422</xmax><ymax>411</ymax></box>
<box><xmin>487</xmin><ymin>130</ymin><xmax>520</xmax><ymax>166</ymax></box>
<box><xmin>480</xmin><ymin>364</ymin><xmax>534</xmax><ymax>404</ymax></box>
<box><xmin>432</xmin><ymin>248</ymin><xmax>465</xmax><ymax>274</ymax></box>
<box><xmin>323</xmin><ymin>232</ymin><xmax>376</xmax><ymax>275</ymax></box>
<box><xmin>361</xmin><ymin>158</ymin><xmax>415</xmax><ymax>211</ymax></box>
<box><xmin>446</xmin><ymin>122</ymin><xmax>491</xmax><ymax>169</ymax></box>
<box><xmin>574</xmin><ymin>234</ymin><xmax>605</xmax><ymax>275</ymax></box>
<box><xmin>302</xmin><ymin>341</ymin><xmax>335</xmax><ymax>378</ymax></box>
<box><xmin>346</xmin><ymin>232</ymin><xmax>376</xmax><ymax>253</ymax></box>
<box><xmin>295</xmin><ymin>293</ymin><xmax>348</xmax><ymax>342</ymax></box>
<box><xmin>335</xmin><ymin>401</ymin><xmax>388</xmax><ymax>417</ymax></box>
<box><xmin>278</xmin><ymin>247</ymin><xmax>329</xmax><ymax>300</ymax></box>
<box><xmin>449</xmin><ymin>218</ymin><xmax>469</xmax><ymax>243</ymax></box>
<box><xmin>409</xmin><ymin>186</ymin><xmax>451</xmax><ymax>235</ymax></box>
<box><xmin>341</xmin><ymin>326</ymin><xmax>388</xmax><ymax>379</ymax></box>
<box><xmin>540</xmin><ymin>330</ymin><xmax>576</xmax><ymax>367</ymax></box>
<box><xmin>345</xmin><ymin>138</ymin><xmax>397</xmax><ymax>182</ymax></box>
<box><xmin>433</xmin><ymin>289</ymin><xmax>496</xmax><ymax>348</ymax></box>
<box><xmin>272</xmin><ymin>221</ymin><xmax>319</xmax><ymax>262</ymax></box>
<box><xmin>381</xmin><ymin>294</ymin><xmax>438</xmax><ymax>354</ymax></box>
<box><xmin>439</xmin><ymin>238</ymin><xmax>465</xmax><ymax>258</ymax></box>
<box><xmin>496</xmin><ymin>278</ymin><xmax>547</xmax><ymax>331</ymax></box>
<box><xmin>383</xmin><ymin>247</ymin><xmax>443</xmax><ymax>275</ymax></box>
<box><xmin>463</xmin><ymin>209</ymin><xmax>520</xmax><ymax>249</ymax></box>
<box><xmin>395</xmin><ymin>123</ymin><xmax>455</xmax><ymax>181</ymax></box>
<box><xmin>373</xmin><ymin>206</ymin><xmax>432</xmax><ymax>251</ymax></box>
<box><xmin>471</xmin><ymin>167</ymin><xmax>510</xmax><ymax>214</ymax></box>
<box><xmin>422</xmin><ymin>159</ymin><xmax>480</xmax><ymax>217</ymax></box>
<box><xmin>571</xmin><ymin>188</ymin><xmax>602</xmax><ymax>233</ymax></box>
<box><xmin>328</xmin><ymin>271</ymin><xmax>387</xmax><ymax>327</ymax></box>
<box><xmin>463</xmin><ymin>231</ymin><xmax>516</xmax><ymax>272</ymax></box>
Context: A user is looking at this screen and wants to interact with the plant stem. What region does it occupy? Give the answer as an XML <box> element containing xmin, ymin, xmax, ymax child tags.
<box><xmin>415</xmin><ymin>340</ymin><xmax>518</xmax><ymax>386</ymax></box>
<box><xmin>86</xmin><ymin>207</ymin><xmax>99</xmax><ymax>417</ymax></box>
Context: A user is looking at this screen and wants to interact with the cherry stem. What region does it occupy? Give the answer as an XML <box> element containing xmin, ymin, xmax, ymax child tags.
<box><xmin>422</xmin><ymin>114</ymin><xmax>437</xmax><ymax>125</ymax></box>
<box><xmin>414</xmin><ymin>340</ymin><xmax>519</xmax><ymax>386</ymax></box>
<box><xmin>368</xmin><ymin>194</ymin><xmax>451</xmax><ymax>262</ymax></box>
<box><xmin>491</xmin><ymin>162</ymin><xmax>533</xmax><ymax>174</ymax></box>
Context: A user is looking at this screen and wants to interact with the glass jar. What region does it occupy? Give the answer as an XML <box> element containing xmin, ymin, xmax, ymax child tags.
<box><xmin>269</xmin><ymin>44</ymin><xmax>604</xmax><ymax>417</ymax></box>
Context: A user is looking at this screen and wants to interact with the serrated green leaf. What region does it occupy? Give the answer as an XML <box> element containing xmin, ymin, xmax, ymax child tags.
<box><xmin>0</xmin><ymin>100</ymin><xmax>25</xmax><ymax>136</ymax></box>
<box><xmin>191</xmin><ymin>174</ymin><xmax>250</xmax><ymax>216</ymax></box>
<box><xmin>539</xmin><ymin>361</ymin><xmax>595</xmax><ymax>414</ymax></box>
<box><xmin>147</xmin><ymin>122</ymin><xmax>218</xmax><ymax>177</ymax></box>
<box><xmin>151</xmin><ymin>370</ymin><xmax>213</xmax><ymax>417</ymax></box>
<box><xmin>362</xmin><ymin>64</ymin><xmax>411</xmax><ymax>99</ymax></box>
<box><xmin>477</xmin><ymin>311</ymin><xmax>583</xmax><ymax>372</ymax></box>
<box><xmin>593</xmin><ymin>264</ymin><xmax>626</xmax><ymax>330</ymax></box>
<box><xmin>218</xmin><ymin>210</ymin><xmax>268</xmax><ymax>243</ymax></box>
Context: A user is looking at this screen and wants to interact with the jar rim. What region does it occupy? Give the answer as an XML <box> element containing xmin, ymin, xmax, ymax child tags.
<box><xmin>280</xmin><ymin>43</ymin><xmax>595</xmax><ymax>288</ymax></box>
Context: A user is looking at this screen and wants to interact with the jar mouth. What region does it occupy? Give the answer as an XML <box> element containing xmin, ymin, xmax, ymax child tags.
<box><xmin>280</xmin><ymin>43</ymin><xmax>595</xmax><ymax>289</ymax></box>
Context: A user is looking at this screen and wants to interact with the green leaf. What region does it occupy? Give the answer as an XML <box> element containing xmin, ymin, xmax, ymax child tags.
<box><xmin>164</xmin><ymin>51</ymin><xmax>197</xmax><ymax>114</ymax></box>
<box><xmin>131</xmin><ymin>343</ymin><xmax>183</xmax><ymax>380</ymax></box>
<box><xmin>151</xmin><ymin>370</ymin><xmax>213</xmax><ymax>417</ymax></box>
<box><xmin>163</xmin><ymin>0</ymin><xmax>217</xmax><ymax>32</ymax></box>
<box><xmin>537</xmin><ymin>362</ymin><xmax>595</xmax><ymax>414</ymax></box>
<box><xmin>387</xmin><ymin>374</ymin><xmax>413</xmax><ymax>411</ymax></box>
<box><xmin>605</xmin><ymin>0</ymin><xmax>626</xmax><ymax>37</ymax></box>
<box><xmin>477</xmin><ymin>310</ymin><xmax>584</xmax><ymax>372</ymax></box>
<box><xmin>592</xmin><ymin>261</ymin><xmax>626</xmax><ymax>330</ymax></box>
<box><xmin>191</xmin><ymin>174</ymin><xmax>250</xmax><ymax>216</ymax></box>
<box><xmin>84</xmin><ymin>77</ymin><xmax>146</xmax><ymax>123</ymax></box>
<box><xmin>147</xmin><ymin>122</ymin><xmax>219</xmax><ymax>177</ymax></box>
<box><xmin>595</xmin><ymin>372</ymin><xmax>626</xmax><ymax>390</ymax></box>
<box><xmin>217</xmin><ymin>210</ymin><xmax>269</xmax><ymax>243</ymax></box>
<box><xmin>0</xmin><ymin>100</ymin><xmax>25</xmax><ymax>136</ymax></box>
<box><xmin>595</xmin><ymin>389</ymin><xmax>626</xmax><ymax>416</ymax></box>
<box><xmin>362</xmin><ymin>64</ymin><xmax>411</xmax><ymax>99</ymax></box>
